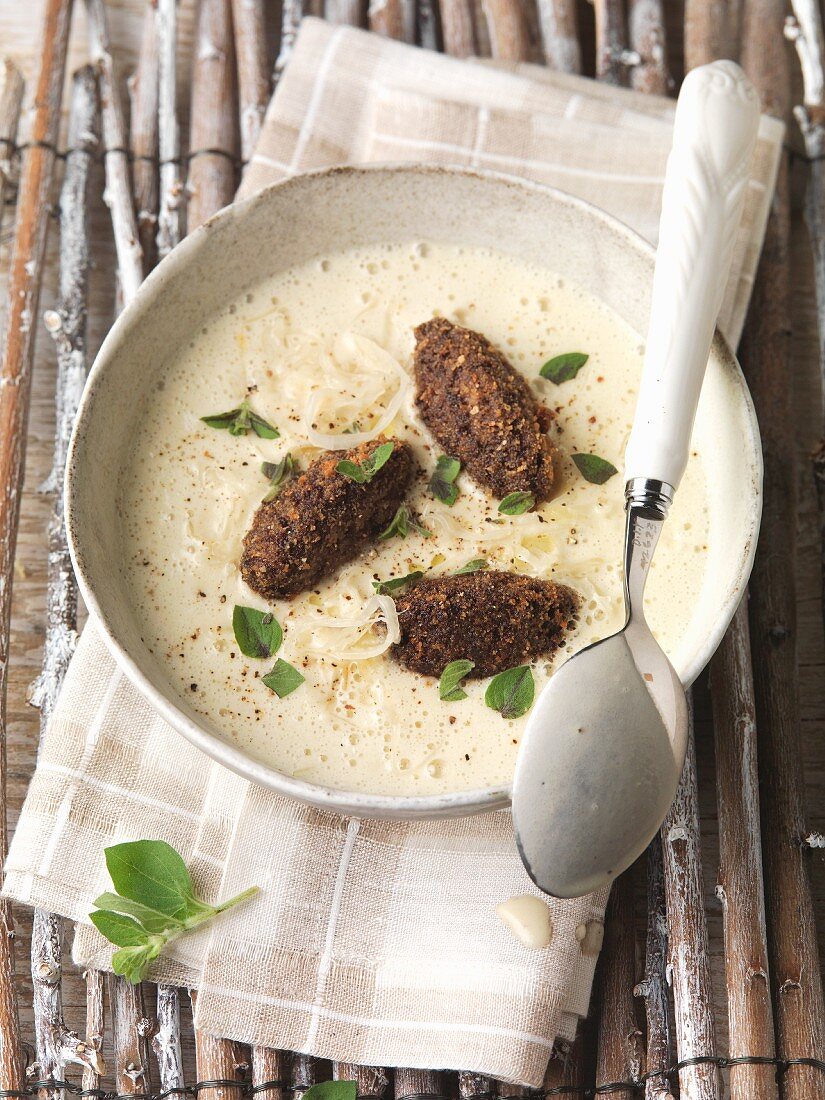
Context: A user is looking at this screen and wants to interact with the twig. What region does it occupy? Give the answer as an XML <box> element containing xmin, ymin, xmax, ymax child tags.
<box><xmin>710</xmin><ymin>600</ymin><xmax>778</xmax><ymax>1100</ymax></box>
<box><xmin>634</xmin><ymin>836</ymin><xmax>674</xmax><ymax>1100</ymax></box>
<box><xmin>335</xmin><ymin>1064</ymin><xmax>391</xmax><ymax>1099</ymax></box>
<box><xmin>684</xmin><ymin>1</ymin><xmax>732</xmax><ymax>70</ymax></box>
<box><xmin>595</xmin><ymin>869</ymin><xmax>644</xmax><ymax>1100</ymax></box>
<box><xmin>291</xmin><ymin>1055</ymin><xmax>318</xmax><ymax>1100</ymax></box>
<box><xmin>0</xmin><ymin>58</ymin><xmax>24</xmax><ymax>234</ymax></box>
<box><xmin>593</xmin><ymin>0</ymin><xmax>629</xmax><ymax>85</ymax></box>
<box><xmin>439</xmin><ymin>0</ymin><xmax>477</xmax><ymax>57</ymax></box>
<box><xmin>458</xmin><ymin>1071</ymin><xmax>495</xmax><ymax>1100</ymax></box>
<box><xmin>30</xmin><ymin>64</ymin><xmax>104</xmax><ymax>1100</ymax></box>
<box><xmin>187</xmin><ymin>0</ymin><xmax>239</xmax><ymax>231</ymax></box>
<box><xmin>369</xmin><ymin>0</ymin><xmax>415</xmax><ymax>42</ymax></box>
<box><xmin>535</xmin><ymin>0</ymin><xmax>580</xmax><ymax>72</ymax></box>
<box><xmin>481</xmin><ymin>0</ymin><xmax>530</xmax><ymax>60</ymax></box>
<box><xmin>395</xmin><ymin>1068</ymin><xmax>448</xmax><ymax>1100</ymax></box>
<box><xmin>0</xmin><ymin>0</ymin><xmax>73</xmax><ymax>1089</ymax></box>
<box><xmin>273</xmin><ymin>0</ymin><xmax>303</xmax><ymax>86</ymax></box>
<box><xmin>129</xmin><ymin>1</ymin><xmax>160</xmax><ymax>272</ymax></box>
<box><xmin>740</xmin><ymin>3</ymin><xmax>825</xmax><ymax>1096</ymax></box>
<box><xmin>152</xmin><ymin>985</ymin><xmax>185</xmax><ymax>1095</ymax></box>
<box><xmin>251</xmin><ymin>1048</ymin><xmax>290</xmax><ymax>1100</ymax></box>
<box><xmin>786</xmin><ymin>2</ymin><xmax>825</xmax><ymax>640</ymax></box>
<box><xmin>109</xmin><ymin>976</ymin><xmax>153</xmax><ymax>1096</ymax></box>
<box><xmin>85</xmin><ymin>0</ymin><xmax>144</xmax><ymax>300</ymax></box>
<box><xmin>157</xmin><ymin>0</ymin><xmax>184</xmax><ymax>257</ymax></box>
<box><xmin>544</xmin><ymin>1037</ymin><xmax>589</xmax><ymax>1097</ymax></box>
<box><xmin>418</xmin><ymin>0</ymin><xmax>440</xmax><ymax>51</ymax></box>
<box><xmin>327</xmin><ymin>0</ymin><xmax>364</xmax><ymax>26</ymax></box>
<box><xmin>628</xmin><ymin>0</ymin><xmax>668</xmax><ymax>95</ymax></box>
<box><xmin>82</xmin><ymin>971</ymin><xmax>105</xmax><ymax>1095</ymax></box>
<box><xmin>660</xmin><ymin>713</ymin><xmax>720</xmax><ymax>1100</ymax></box>
<box><xmin>231</xmin><ymin>0</ymin><xmax>270</xmax><ymax>160</ymax></box>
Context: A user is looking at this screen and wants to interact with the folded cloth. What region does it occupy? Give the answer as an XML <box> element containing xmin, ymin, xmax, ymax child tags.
<box><xmin>3</xmin><ymin>18</ymin><xmax>782</xmax><ymax>1087</ymax></box>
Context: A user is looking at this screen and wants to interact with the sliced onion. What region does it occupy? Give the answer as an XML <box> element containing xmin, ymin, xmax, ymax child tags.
<box><xmin>302</xmin><ymin>333</ymin><xmax>410</xmax><ymax>449</ymax></box>
<box><xmin>300</xmin><ymin>594</ymin><xmax>401</xmax><ymax>660</ymax></box>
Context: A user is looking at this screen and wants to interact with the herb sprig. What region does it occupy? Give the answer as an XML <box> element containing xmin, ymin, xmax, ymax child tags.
<box><xmin>428</xmin><ymin>455</ymin><xmax>461</xmax><ymax>506</ymax></box>
<box><xmin>439</xmin><ymin>659</ymin><xmax>475</xmax><ymax>702</ymax></box>
<box><xmin>485</xmin><ymin>665</ymin><xmax>535</xmax><ymax>719</ymax></box>
<box><xmin>261</xmin><ymin>454</ymin><xmax>298</xmax><ymax>501</ymax></box>
<box><xmin>372</xmin><ymin>570</ymin><xmax>424</xmax><ymax>595</ymax></box>
<box><xmin>498</xmin><ymin>491</ymin><xmax>535</xmax><ymax>516</ymax></box>
<box><xmin>90</xmin><ymin>840</ymin><xmax>259</xmax><ymax>984</ymax></box>
<box><xmin>232</xmin><ymin>605</ymin><xmax>304</xmax><ymax>697</ymax></box>
<box><xmin>572</xmin><ymin>453</ymin><xmax>618</xmax><ymax>484</ymax></box>
<box><xmin>378</xmin><ymin>504</ymin><xmax>432</xmax><ymax>541</ymax></box>
<box><xmin>453</xmin><ymin>558</ymin><xmax>488</xmax><ymax>575</ymax></box>
<box><xmin>337</xmin><ymin>441</ymin><xmax>394</xmax><ymax>484</ymax></box>
<box><xmin>540</xmin><ymin>352</ymin><xmax>589</xmax><ymax>384</ymax></box>
<box><xmin>201</xmin><ymin>397</ymin><xmax>279</xmax><ymax>439</ymax></box>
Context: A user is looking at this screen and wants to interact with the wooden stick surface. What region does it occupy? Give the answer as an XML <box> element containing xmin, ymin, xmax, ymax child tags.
<box><xmin>594</xmin><ymin>869</ymin><xmax>643</xmax><ymax>1100</ymax></box>
<box><xmin>0</xmin><ymin>58</ymin><xmax>24</xmax><ymax>236</ymax></box>
<box><xmin>191</xmin><ymin>990</ymin><xmax>249</xmax><ymax>1100</ymax></box>
<box><xmin>157</xmin><ymin>0</ymin><xmax>184</xmax><ymax>256</ymax></box>
<box><xmin>109</xmin><ymin>975</ymin><xmax>153</xmax><ymax>1095</ymax></box>
<box><xmin>187</xmin><ymin>0</ymin><xmax>239</xmax><ymax>231</ymax></box>
<box><xmin>129</xmin><ymin>1</ymin><xmax>160</xmax><ymax>272</ymax></box>
<box><xmin>661</xmin><ymin>720</ymin><xmax>720</xmax><ymax>1100</ymax></box>
<box><xmin>787</xmin><ymin>0</ymin><xmax>825</xmax><ymax>640</ymax></box>
<box><xmin>637</xmin><ymin>837</ymin><xmax>674</xmax><ymax>1100</ymax></box>
<box><xmin>369</xmin><ymin>0</ymin><xmax>415</xmax><ymax>42</ymax></box>
<box><xmin>439</xmin><ymin>0</ymin><xmax>477</xmax><ymax>57</ymax></box>
<box><xmin>593</xmin><ymin>0</ymin><xmax>627</xmax><ymax>84</ymax></box>
<box><xmin>251</xmin><ymin>1047</ymin><xmax>291</xmax><ymax>1100</ymax></box>
<box><xmin>31</xmin><ymin>65</ymin><xmax>104</xmax><ymax>1098</ymax></box>
<box><xmin>336</xmin><ymin>1063</ymin><xmax>392</xmax><ymax>1098</ymax></box>
<box><xmin>0</xmin><ymin>0</ymin><xmax>73</xmax><ymax>1088</ymax></box>
<box><xmin>291</xmin><ymin>1053</ymin><xmax>320</xmax><ymax>1100</ymax></box>
<box><xmin>82</xmin><ymin>970</ymin><xmax>105</xmax><ymax>1095</ymax></box>
<box><xmin>481</xmin><ymin>0</ymin><xmax>531</xmax><ymax>60</ymax></box>
<box><xmin>535</xmin><ymin>0</ymin><xmax>579</xmax><ymax>72</ymax></box>
<box><xmin>684</xmin><ymin>0</ymin><xmax>733</xmax><ymax>72</ymax></box>
<box><xmin>152</xmin><ymin>985</ymin><xmax>185</xmax><ymax>1093</ymax></box>
<box><xmin>628</xmin><ymin>0</ymin><xmax>668</xmax><ymax>94</ymax></box>
<box><xmin>740</xmin><ymin>3</ymin><xmax>825</xmax><ymax>1095</ymax></box>
<box><xmin>710</xmin><ymin>600</ymin><xmax>778</xmax><ymax>1100</ymax></box>
<box><xmin>231</xmin><ymin>0</ymin><xmax>270</xmax><ymax>160</ymax></box>
<box><xmin>86</xmin><ymin>0</ymin><xmax>144</xmax><ymax>301</ymax></box>
<box><xmin>395</xmin><ymin>1068</ymin><xmax>449</xmax><ymax>1100</ymax></box>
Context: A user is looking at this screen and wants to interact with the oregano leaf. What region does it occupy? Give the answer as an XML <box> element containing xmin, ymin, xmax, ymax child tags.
<box><xmin>540</xmin><ymin>352</ymin><xmax>589</xmax><ymax>384</ymax></box>
<box><xmin>571</xmin><ymin>453</ymin><xmax>618</xmax><ymax>485</ymax></box>
<box><xmin>485</xmin><ymin>665</ymin><xmax>535</xmax><ymax>719</ymax></box>
<box><xmin>262</xmin><ymin>658</ymin><xmax>305</xmax><ymax>698</ymax></box>
<box><xmin>439</xmin><ymin>659</ymin><xmax>475</xmax><ymax>702</ymax></box>
<box><xmin>232</xmin><ymin>606</ymin><xmax>283</xmax><ymax>659</ymax></box>
<box><xmin>498</xmin><ymin>491</ymin><xmax>535</xmax><ymax>516</ymax></box>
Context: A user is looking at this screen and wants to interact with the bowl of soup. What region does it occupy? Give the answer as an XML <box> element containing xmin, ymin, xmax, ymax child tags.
<box><xmin>66</xmin><ymin>165</ymin><xmax>761</xmax><ymax>818</ymax></box>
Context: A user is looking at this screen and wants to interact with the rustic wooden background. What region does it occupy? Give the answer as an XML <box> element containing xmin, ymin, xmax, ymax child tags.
<box><xmin>0</xmin><ymin>0</ymin><xmax>823</xmax><ymax>1084</ymax></box>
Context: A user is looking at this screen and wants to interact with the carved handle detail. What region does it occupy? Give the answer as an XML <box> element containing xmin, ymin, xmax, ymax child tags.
<box><xmin>624</xmin><ymin>60</ymin><xmax>761</xmax><ymax>489</ymax></box>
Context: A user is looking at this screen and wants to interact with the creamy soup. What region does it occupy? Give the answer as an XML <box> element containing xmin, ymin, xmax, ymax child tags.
<box><xmin>119</xmin><ymin>241</ymin><xmax>710</xmax><ymax>796</ymax></box>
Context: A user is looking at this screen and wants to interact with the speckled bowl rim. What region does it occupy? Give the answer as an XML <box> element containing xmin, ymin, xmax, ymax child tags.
<box><xmin>66</xmin><ymin>164</ymin><xmax>762</xmax><ymax>820</ymax></box>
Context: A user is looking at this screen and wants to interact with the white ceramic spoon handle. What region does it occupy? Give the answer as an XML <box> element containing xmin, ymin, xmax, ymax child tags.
<box><xmin>623</xmin><ymin>61</ymin><xmax>761</xmax><ymax>491</ymax></box>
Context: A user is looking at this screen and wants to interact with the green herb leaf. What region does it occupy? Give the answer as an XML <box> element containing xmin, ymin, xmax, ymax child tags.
<box><xmin>90</xmin><ymin>910</ymin><xmax>151</xmax><ymax>948</ymax></box>
<box><xmin>485</xmin><ymin>665</ymin><xmax>535</xmax><ymax>719</ymax></box>
<box><xmin>439</xmin><ymin>659</ymin><xmax>475</xmax><ymax>702</ymax></box>
<box><xmin>105</xmin><ymin>840</ymin><xmax>196</xmax><ymax>921</ymax></box>
<box><xmin>453</xmin><ymin>558</ymin><xmax>488</xmax><ymax>575</ymax></box>
<box><xmin>428</xmin><ymin>454</ymin><xmax>461</xmax><ymax>506</ymax></box>
<box><xmin>378</xmin><ymin>504</ymin><xmax>432</xmax><ymax>541</ymax></box>
<box><xmin>92</xmin><ymin>840</ymin><xmax>260</xmax><ymax>984</ymax></box>
<box><xmin>540</xmin><ymin>352</ymin><xmax>589</xmax><ymax>384</ymax></box>
<box><xmin>498</xmin><ymin>491</ymin><xmax>535</xmax><ymax>516</ymax></box>
<box><xmin>337</xmin><ymin>441</ymin><xmax>395</xmax><ymax>484</ymax></box>
<box><xmin>301</xmin><ymin>1084</ymin><xmax>358</xmax><ymax>1100</ymax></box>
<box><xmin>201</xmin><ymin>397</ymin><xmax>279</xmax><ymax>439</ymax></box>
<box><xmin>571</xmin><ymin>453</ymin><xmax>618</xmax><ymax>485</ymax></box>
<box><xmin>372</xmin><ymin>570</ymin><xmax>424</xmax><ymax>596</ymax></box>
<box><xmin>112</xmin><ymin>943</ymin><xmax>162</xmax><ymax>984</ymax></box>
<box><xmin>262</xmin><ymin>658</ymin><xmax>305</xmax><ymax>698</ymax></box>
<box><xmin>233</xmin><ymin>606</ymin><xmax>283</xmax><ymax>659</ymax></box>
<box><xmin>342</xmin><ymin>421</ymin><xmax>363</xmax><ymax>435</ymax></box>
<box><xmin>261</xmin><ymin>454</ymin><xmax>297</xmax><ymax>502</ymax></box>
<box><xmin>93</xmin><ymin>891</ymin><xmax>185</xmax><ymax>935</ymax></box>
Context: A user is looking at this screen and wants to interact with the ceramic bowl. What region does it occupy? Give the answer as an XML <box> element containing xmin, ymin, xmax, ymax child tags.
<box><xmin>66</xmin><ymin>165</ymin><xmax>762</xmax><ymax>819</ymax></box>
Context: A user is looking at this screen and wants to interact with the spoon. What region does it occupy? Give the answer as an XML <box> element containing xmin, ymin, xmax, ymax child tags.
<box><xmin>512</xmin><ymin>60</ymin><xmax>761</xmax><ymax>899</ymax></box>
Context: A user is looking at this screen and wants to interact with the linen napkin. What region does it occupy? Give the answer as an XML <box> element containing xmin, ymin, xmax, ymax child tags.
<box><xmin>3</xmin><ymin>18</ymin><xmax>783</xmax><ymax>1087</ymax></box>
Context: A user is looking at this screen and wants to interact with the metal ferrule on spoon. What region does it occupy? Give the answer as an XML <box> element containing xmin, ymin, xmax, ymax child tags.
<box><xmin>512</xmin><ymin>60</ymin><xmax>761</xmax><ymax>899</ymax></box>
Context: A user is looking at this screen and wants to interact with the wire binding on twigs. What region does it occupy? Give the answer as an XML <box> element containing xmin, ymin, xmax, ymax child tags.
<box><xmin>3</xmin><ymin>1058</ymin><xmax>823</xmax><ymax>1100</ymax></box>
